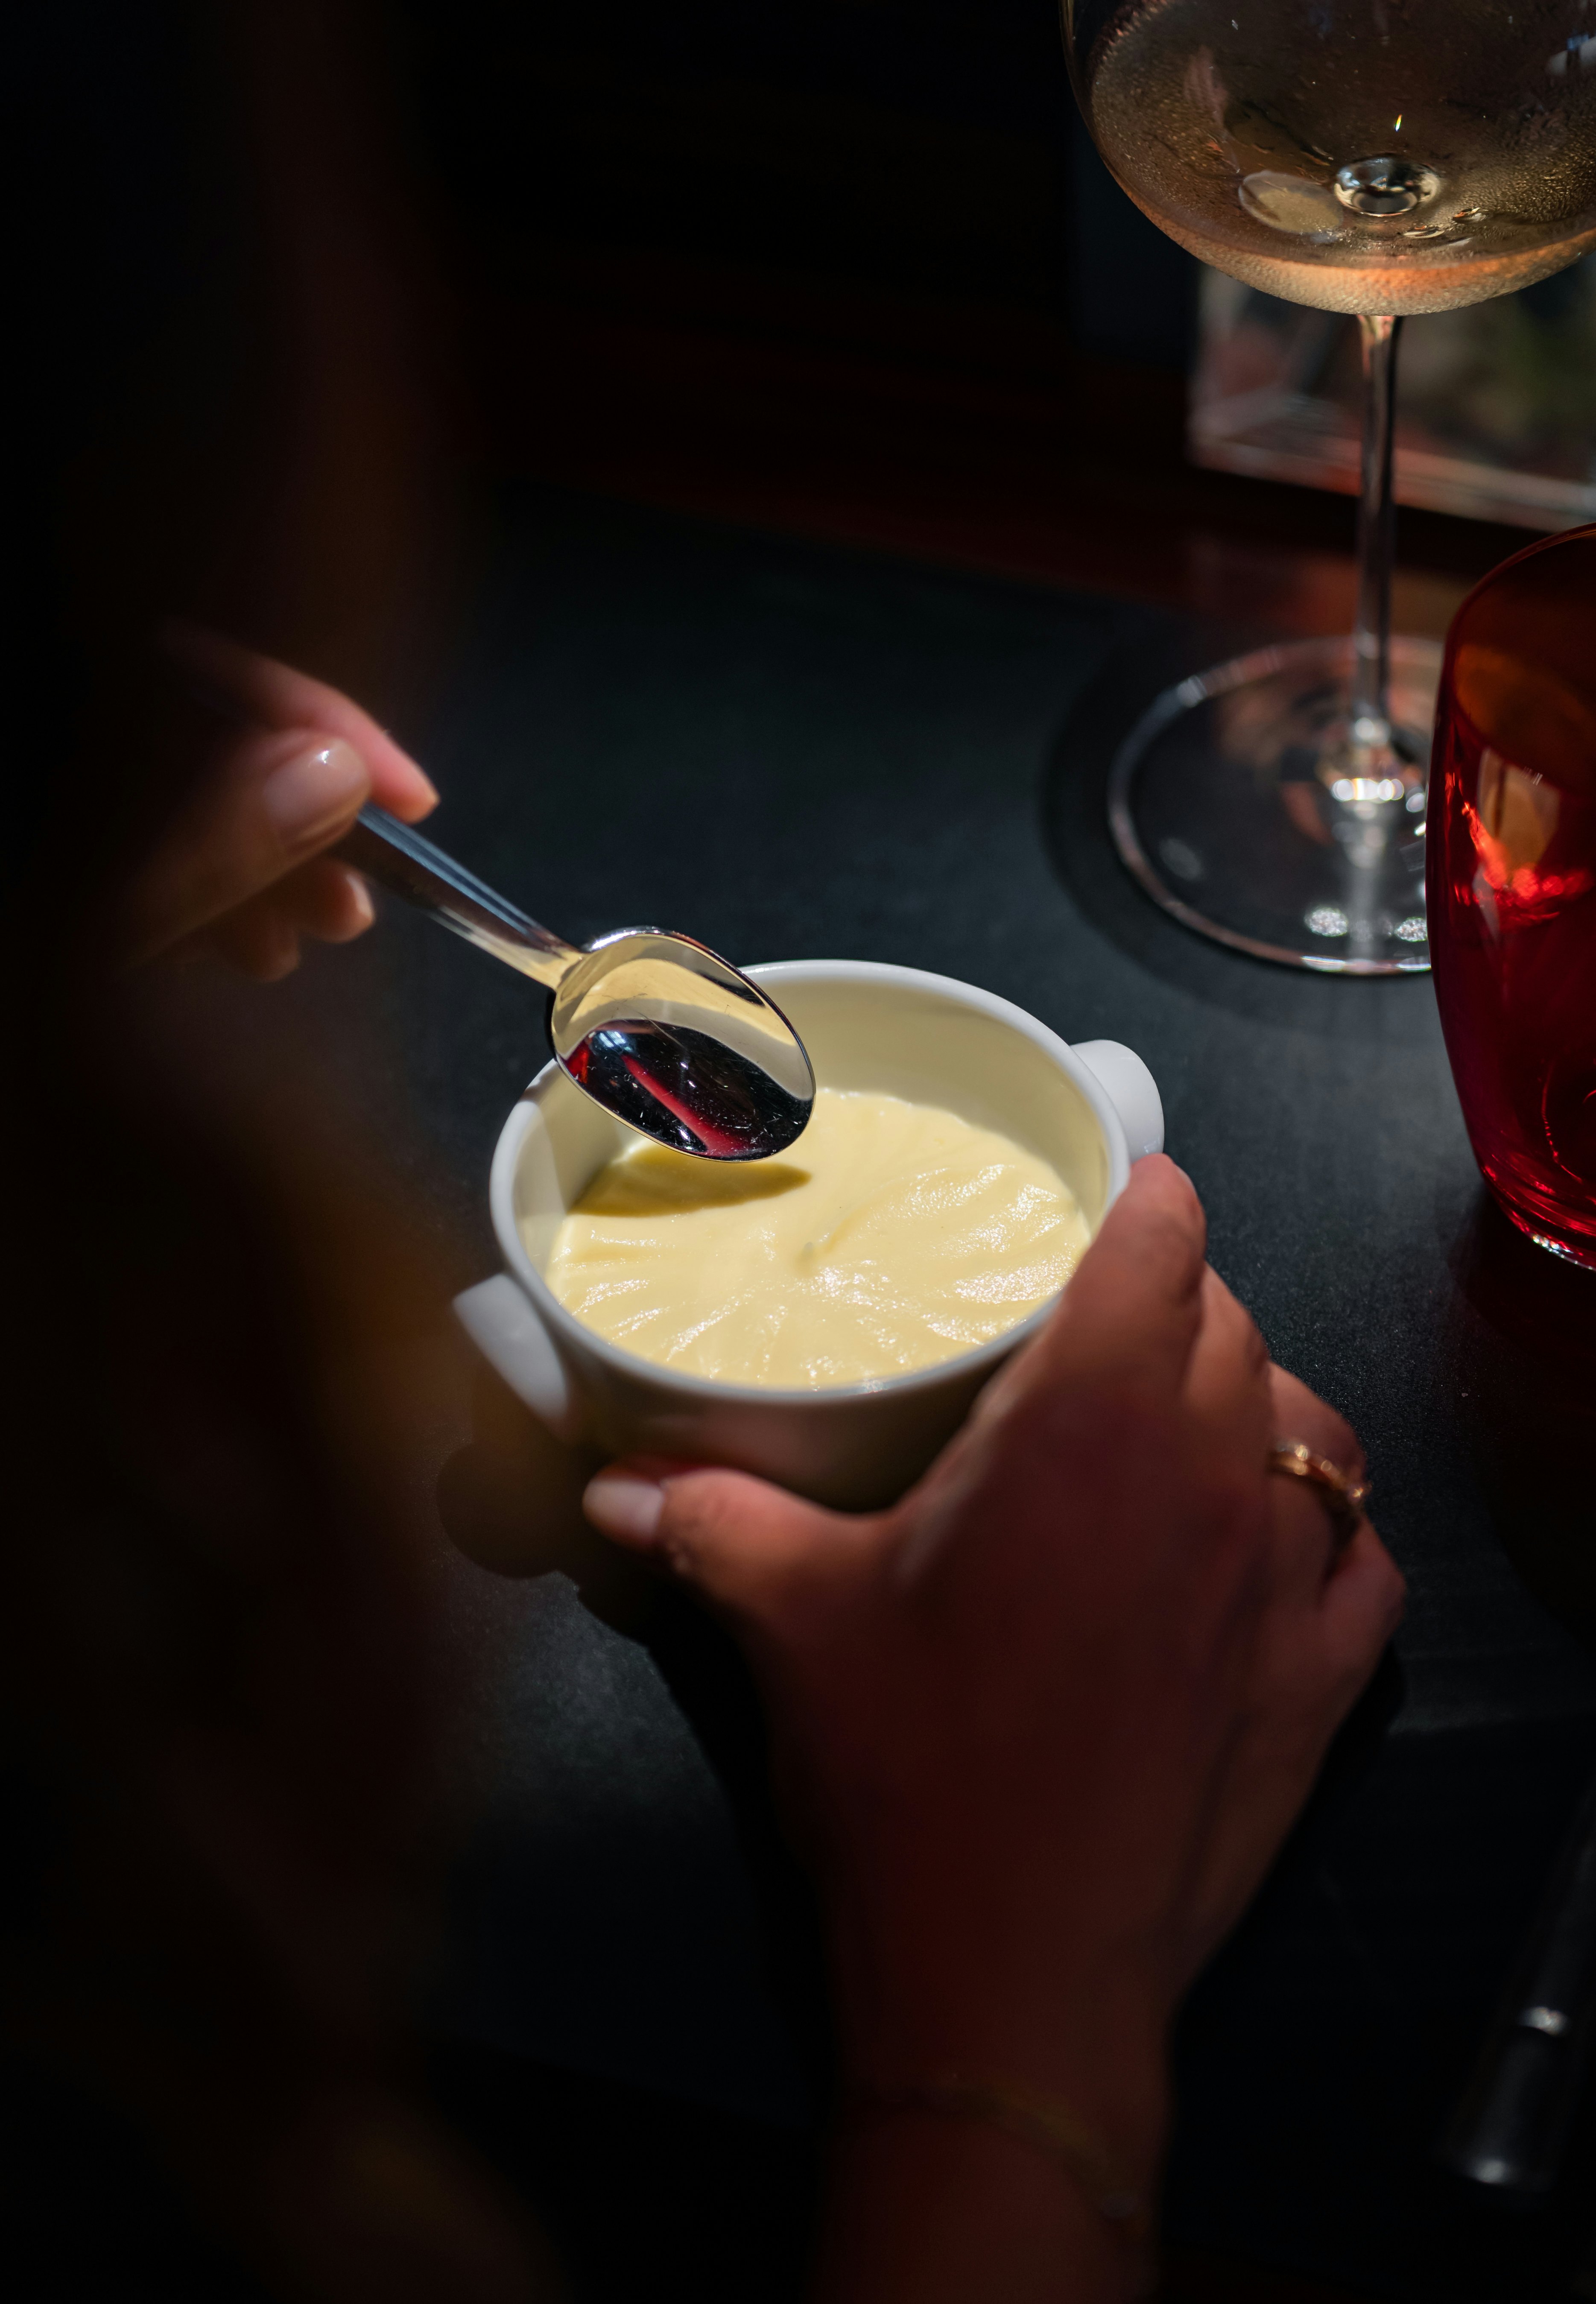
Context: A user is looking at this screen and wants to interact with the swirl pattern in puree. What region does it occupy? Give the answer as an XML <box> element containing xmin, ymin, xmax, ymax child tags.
<box><xmin>541</xmin><ymin>1088</ymin><xmax>1088</xmax><ymax>1389</ymax></box>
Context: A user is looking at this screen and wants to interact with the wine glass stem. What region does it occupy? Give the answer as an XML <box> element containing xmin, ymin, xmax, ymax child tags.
<box><xmin>1352</xmin><ymin>313</ymin><xmax>1402</xmax><ymax>741</ymax></box>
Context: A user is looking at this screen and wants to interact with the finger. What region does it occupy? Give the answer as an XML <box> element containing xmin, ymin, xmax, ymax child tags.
<box><xmin>129</xmin><ymin>727</ymin><xmax>372</xmax><ymax>956</ymax></box>
<box><xmin>206</xmin><ymin>891</ymin><xmax>304</xmax><ymax>982</ymax></box>
<box><xmin>583</xmin><ymin>1459</ymin><xmax>870</xmax><ymax>1625</ymax></box>
<box><xmin>190</xmin><ymin>864</ymin><xmax>372</xmax><ymax>977</ymax></box>
<box><xmin>581</xmin><ymin>1457</ymin><xmax>681</xmax><ymax>1548</ymax></box>
<box><xmin>1183</xmin><ymin>1265</ymin><xmax>1272</xmax><ymax>1463</ymax></box>
<box><xmin>1319</xmin><ymin>1520</ymin><xmax>1406</xmax><ymax>1678</ymax></box>
<box><xmin>1025</xmin><ymin>1152</ymin><xmax>1207</xmax><ymax>1403</ymax></box>
<box><xmin>162</xmin><ymin>622</ymin><xmax>438</xmax><ymax>822</ymax></box>
<box><xmin>1267</xmin><ymin>1365</ymin><xmax>1365</xmax><ymax>1485</ymax></box>
<box><xmin>1264</xmin><ymin>1365</ymin><xmax>1369</xmax><ymax>1594</ymax></box>
<box><xmin>284</xmin><ymin>858</ymin><xmax>377</xmax><ymax>944</ymax></box>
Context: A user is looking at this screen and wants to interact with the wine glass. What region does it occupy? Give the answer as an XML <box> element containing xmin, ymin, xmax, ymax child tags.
<box><xmin>1428</xmin><ymin>521</ymin><xmax>1596</xmax><ymax>1265</ymax></box>
<box><xmin>1062</xmin><ymin>0</ymin><xmax>1596</xmax><ymax>973</ymax></box>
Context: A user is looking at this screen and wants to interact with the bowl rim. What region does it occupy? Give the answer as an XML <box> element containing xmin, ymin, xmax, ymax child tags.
<box><xmin>488</xmin><ymin>958</ymin><xmax>1131</xmax><ymax>1409</ymax></box>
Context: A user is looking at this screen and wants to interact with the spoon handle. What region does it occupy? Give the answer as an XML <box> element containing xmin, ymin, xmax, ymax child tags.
<box><xmin>337</xmin><ymin>805</ymin><xmax>580</xmax><ymax>988</ymax></box>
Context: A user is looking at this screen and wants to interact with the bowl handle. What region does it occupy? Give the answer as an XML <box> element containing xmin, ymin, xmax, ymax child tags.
<box><xmin>453</xmin><ymin>1275</ymin><xmax>591</xmax><ymax>1445</ymax></box>
<box><xmin>1071</xmin><ymin>1041</ymin><xmax>1165</xmax><ymax>1161</ymax></box>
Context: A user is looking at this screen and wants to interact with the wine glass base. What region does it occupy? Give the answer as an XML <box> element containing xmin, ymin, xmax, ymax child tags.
<box><xmin>1495</xmin><ymin>1199</ymin><xmax>1596</xmax><ymax>1273</ymax></box>
<box><xmin>1107</xmin><ymin>634</ymin><xmax>1443</xmax><ymax>974</ymax></box>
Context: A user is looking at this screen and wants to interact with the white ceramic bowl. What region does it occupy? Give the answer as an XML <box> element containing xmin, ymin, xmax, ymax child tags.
<box><xmin>456</xmin><ymin>961</ymin><xmax>1162</xmax><ymax>1509</ymax></box>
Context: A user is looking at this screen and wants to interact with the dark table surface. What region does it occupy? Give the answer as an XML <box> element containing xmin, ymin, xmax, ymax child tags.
<box><xmin>306</xmin><ymin>488</ymin><xmax>1596</xmax><ymax>2302</ymax></box>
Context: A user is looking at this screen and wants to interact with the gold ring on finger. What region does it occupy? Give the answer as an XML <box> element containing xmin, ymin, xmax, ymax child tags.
<box><xmin>1266</xmin><ymin>1439</ymin><xmax>1369</xmax><ymax>1553</ymax></box>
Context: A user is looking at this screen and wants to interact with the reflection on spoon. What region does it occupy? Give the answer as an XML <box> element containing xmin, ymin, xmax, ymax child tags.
<box><xmin>338</xmin><ymin>805</ymin><xmax>815</xmax><ymax>1161</ymax></box>
<box><xmin>563</xmin><ymin>1020</ymin><xmax>815</xmax><ymax>1161</ymax></box>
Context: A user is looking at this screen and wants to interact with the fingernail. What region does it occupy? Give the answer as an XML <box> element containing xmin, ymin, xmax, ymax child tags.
<box><xmin>263</xmin><ymin>739</ymin><xmax>369</xmax><ymax>849</ymax></box>
<box><xmin>583</xmin><ymin>1472</ymin><xmax>664</xmax><ymax>1542</ymax></box>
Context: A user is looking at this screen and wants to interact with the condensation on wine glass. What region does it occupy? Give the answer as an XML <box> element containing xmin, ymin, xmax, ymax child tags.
<box><xmin>1084</xmin><ymin>0</ymin><xmax>1596</xmax><ymax>316</ymax></box>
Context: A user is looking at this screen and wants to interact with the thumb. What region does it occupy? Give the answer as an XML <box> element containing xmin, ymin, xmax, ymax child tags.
<box><xmin>582</xmin><ymin>1457</ymin><xmax>875</xmax><ymax>1626</ymax></box>
<box><xmin>130</xmin><ymin>726</ymin><xmax>371</xmax><ymax>958</ymax></box>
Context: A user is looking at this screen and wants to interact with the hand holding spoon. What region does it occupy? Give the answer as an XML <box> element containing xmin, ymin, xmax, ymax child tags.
<box><xmin>338</xmin><ymin>806</ymin><xmax>815</xmax><ymax>1160</ymax></box>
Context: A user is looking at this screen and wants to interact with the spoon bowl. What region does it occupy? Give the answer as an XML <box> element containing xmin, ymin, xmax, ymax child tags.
<box><xmin>339</xmin><ymin>805</ymin><xmax>815</xmax><ymax>1159</ymax></box>
<box><xmin>552</xmin><ymin>929</ymin><xmax>818</xmax><ymax>1159</ymax></box>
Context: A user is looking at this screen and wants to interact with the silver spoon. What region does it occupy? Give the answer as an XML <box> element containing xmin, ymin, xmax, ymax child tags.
<box><xmin>338</xmin><ymin>804</ymin><xmax>815</xmax><ymax>1160</ymax></box>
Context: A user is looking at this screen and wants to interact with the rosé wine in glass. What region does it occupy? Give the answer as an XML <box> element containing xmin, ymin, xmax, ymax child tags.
<box><xmin>1428</xmin><ymin>524</ymin><xmax>1596</xmax><ymax>1267</ymax></box>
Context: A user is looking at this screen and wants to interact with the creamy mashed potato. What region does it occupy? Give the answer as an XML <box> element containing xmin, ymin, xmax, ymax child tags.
<box><xmin>540</xmin><ymin>1087</ymin><xmax>1088</xmax><ymax>1389</ymax></box>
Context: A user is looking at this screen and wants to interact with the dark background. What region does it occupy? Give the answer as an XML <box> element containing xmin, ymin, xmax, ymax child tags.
<box><xmin>372</xmin><ymin>15</ymin><xmax>1596</xmax><ymax>2296</ymax></box>
<box><xmin>395</xmin><ymin>0</ymin><xmax>1192</xmax><ymax>354</ymax></box>
<box><xmin>14</xmin><ymin>7</ymin><xmax>1596</xmax><ymax>2303</ymax></box>
<box><xmin>382</xmin><ymin>0</ymin><xmax>1529</xmax><ymax>624</ymax></box>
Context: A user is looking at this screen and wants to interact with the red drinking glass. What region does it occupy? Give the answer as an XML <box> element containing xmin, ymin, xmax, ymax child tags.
<box><xmin>1429</xmin><ymin>524</ymin><xmax>1596</xmax><ymax>1269</ymax></box>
